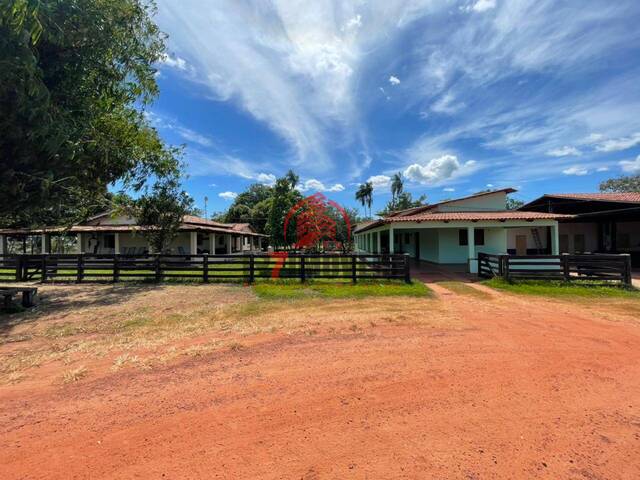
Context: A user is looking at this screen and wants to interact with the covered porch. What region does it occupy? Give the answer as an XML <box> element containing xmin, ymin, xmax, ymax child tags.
<box><xmin>0</xmin><ymin>230</ymin><xmax>264</xmax><ymax>256</ymax></box>
<box><xmin>354</xmin><ymin>220</ymin><xmax>560</xmax><ymax>274</ymax></box>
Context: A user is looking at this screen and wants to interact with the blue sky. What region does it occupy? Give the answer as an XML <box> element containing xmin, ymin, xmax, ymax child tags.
<box><xmin>148</xmin><ymin>0</ymin><xmax>640</xmax><ymax>216</ymax></box>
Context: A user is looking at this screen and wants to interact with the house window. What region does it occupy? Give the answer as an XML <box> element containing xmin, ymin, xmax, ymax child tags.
<box><xmin>459</xmin><ymin>229</ymin><xmax>485</xmax><ymax>246</ymax></box>
<box><xmin>104</xmin><ymin>234</ymin><xmax>115</xmax><ymax>249</ymax></box>
<box><xmin>459</xmin><ymin>229</ymin><xmax>468</xmax><ymax>246</ymax></box>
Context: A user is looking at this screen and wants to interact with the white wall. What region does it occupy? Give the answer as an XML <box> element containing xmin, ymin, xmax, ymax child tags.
<box><xmin>436</xmin><ymin>191</ymin><xmax>507</xmax><ymax>212</ymax></box>
<box><xmin>507</xmin><ymin>227</ymin><xmax>550</xmax><ymax>252</ymax></box>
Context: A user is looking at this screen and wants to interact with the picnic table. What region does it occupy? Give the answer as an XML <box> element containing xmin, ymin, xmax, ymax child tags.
<box><xmin>1</xmin><ymin>287</ymin><xmax>38</xmax><ymax>309</ymax></box>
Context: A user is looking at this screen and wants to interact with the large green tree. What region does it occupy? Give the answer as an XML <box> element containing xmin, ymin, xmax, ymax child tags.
<box><xmin>600</xmin><ymin>175</ymin><xmax>640</xmax><ymax>193</ymax></box>
<box><xmin>0</xmin><ymin>0</ymin><xmax>179</xmax><ymax>227</ymax></box>
<box><xmin>219</xmin><ymin>183</ymin><xmax>273</xmax><ymax>232</ymax></box>
<box><xmin>266</xmin><ymin>174</ymin><xmax>303</xmax><ymax>249</ymax></box>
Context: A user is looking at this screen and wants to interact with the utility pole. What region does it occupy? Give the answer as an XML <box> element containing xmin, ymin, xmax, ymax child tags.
<box><xmin>204</xmin><ymin>196</ymin><xmax>208</xmax><ymax>219</ymax></box>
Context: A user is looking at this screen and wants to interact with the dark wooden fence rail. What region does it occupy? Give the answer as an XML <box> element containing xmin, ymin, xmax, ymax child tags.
<box><xmin>478</xmin><ymin>252</ymin><xmax>632</xmax><ymax>286</ymax></box>
<box><xmin>0</xmin><ymin>253</ymin><xmax>412</xmax><ymax>284</ymax></box>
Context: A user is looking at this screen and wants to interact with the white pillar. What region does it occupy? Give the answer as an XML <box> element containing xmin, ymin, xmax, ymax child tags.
<box><xmin>377</xmin><ymin>231</ymin><xmax>381</xmax><ymax>253</ymax></box>
<box><xmin>77</xmin><ymin>233</ymin><xmax>84</xmax><ymax>253</ymax></box>
<box><xmin>467</xmin><ymin>226</ymin><xmax>476</xmax><ymax>272</ymax></box>
<box><xmin>550</xmin><ymin>223</ymin><xmax>559</xmax><ymax>255</ymax></box>
<box><xmin>209</xmin><ymin>233</ymin><xmax>216</xmax><ymax>255</ymax></box>
<box><xmin>0</xmin><ymin>235</ymin><xmax>6</xmax><ymax>255</ymax></box>
<box><xmin>227</xmin><ymin>235</ymin><xmax>232</xmax><ymax>254</ymax></box>
<box><xmin>190</xmin><ymin>231</ymin><xmax>198</xmax><ymax>255</ymax></box>
<box><xmin>389</xmin><ymin>227</ymin><xmax>395</xmax><ymax>254</ymax></box>
<box><xmin>41</xmin><ymin>233</ymin><xmax>50</xmax><ymax>254</ymax></box>
<box><xmin>114</xmin><ymin>233</ymin><xmax>120</xmax><ymax>254</ymax></box>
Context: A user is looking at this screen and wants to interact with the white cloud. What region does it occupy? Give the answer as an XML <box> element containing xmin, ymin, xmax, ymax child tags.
<box><xmin>389</xmin><ymin>75</ymin><xmax>401</xmax><ymax>86</ymax></box>
<box><xmin>403</xmin><ymin>155</ymin><xmax>478</xmax><ymax>185</ymax></box>
<box><xmin>160</xmin><ymin>54</ymin><xmax>189</xmax><ymax>71</ymax></box>
<box><xmin>255</xmin><ymin>173</ymin><xmax>277</xmax><ymax>186</ymax></box>
<box><xmin>471</xmin><ymin>0</ymin><xmax>497</xmax><ymax>12</ymax></box>
<box><xmin>429</xmin><ymin>92</ymin><xmax>465</xmax><ymax>115</ymax></box>
<box><xmin>146</xmin><ymin>111</ymin><xmax>215</xmax><ymax>148</ymax></box>
<box><xmin>297</xmin><ymin>179</ymin><xmax>345</xmax><ymax>193</ymax></box>
<box><xmin>594</xmin><ymin>132</ymin><xmax>640</xmax><ymax>152</ymax></box>
<box><xmin>443</xmin><ymin>187</ymin><xmax>455</xmax><ymax>192</ymax></box>
<box><xmin>367</xmin><ymin>175</ymin><xmax>392</xmax><ymax>189</ymax></box>
<box><xmin>344</xmin><ymin>14</ymin><xmax>362</xmax><ymax>31</ymax></box>
<box><xmin>620</xmin><ymin>155</ymin><xmax>640</xmax><ymax>174</ymax></box>
<box><xmin>562</xmin><ymin>166</ymin><xmax>589</xmax><ymax>176</ymax></box>
<box><xmin>218</xmin><ymin>191</ymin><xmax>238</xmax><ymax>200</ymax></box>
<box><xmin>596</xmin><ymin>166</ymin><xmax>609</xmax><ymax>172</ymax></box>
<box><xmin>546</xmin><ymin>146</ymin><xmax>582</xmax><ymax>157</ymax></box>
<box><xmin>486</xmin><ymin>183</ymin><xmax>494</xmax><ymax>188</ymax></box>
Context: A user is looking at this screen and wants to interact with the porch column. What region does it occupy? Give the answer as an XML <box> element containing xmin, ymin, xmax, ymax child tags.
<box><xmin>190</xmin><ymin>231</ymin><xmax>198</xmax><ymax>255</ymax></box>
<box><xmin>550</xmin><ymin>223</ymin><xmax>559</xmax><ymax>255</ymax></box>
<box><xmin>389</xmin><ymin>227</ymin><xmax>395</xmax><ymax>254</ymax></box>
<box><xmin>467</xmin><ymin>226</ymin><xmax>476</xmax><ymax>268</ymax></box>
<box><xmin>41</xmin><ymin>233</ymin><xmax>51</xmax><ymax>254</ymax></box>
<box><xmin>77</xmin><ymin>233</ymin><xmax>85</xmax><ymax>253</ymax></box>
<box><xmin>377</xmin><ymin>231</ymin><xmax>381</xmax><ymax>254</ymax></box>
<box><xmin>114</xmin><ymin>233</ymin><xmax>120</xmax><ymax>254</ymax></box>
<box><xmin>226</xmin><ymin>234</ymin><xmax>232</xmax><ymax>254</ymax></box>
<box><xmin>209</xmin><ymin>233</ymin><xmax>216</xmax><ymax>255</ymax></box>
<box><xmin>0</xmin><ymin>235</ymin><xmax>6</xmax><ymax>255</ymax></box>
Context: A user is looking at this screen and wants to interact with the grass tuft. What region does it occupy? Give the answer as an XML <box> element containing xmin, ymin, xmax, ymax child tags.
<box><xmin>61</xmin><ymin>366</ymin><xmax>88</xmax><ymax>384</ymax></box>
<box><xmin>252</xmin><ymin>280</ymin><xmax>430</xmax><ymax>300</ymax></box>
<box><xmin>484</xmin><ymin>278</ymin><xmax>640</xmax><ymax>298</ymax></box>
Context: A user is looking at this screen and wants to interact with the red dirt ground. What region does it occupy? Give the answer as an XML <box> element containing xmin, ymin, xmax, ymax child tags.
<box><xmin>2</xmin><ymin>286</ymin><xmax>640</xmax><ymax>479</ymax></box>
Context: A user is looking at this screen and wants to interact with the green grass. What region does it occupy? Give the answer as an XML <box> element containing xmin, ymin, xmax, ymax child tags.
<box><xmin>484</xmin><ymin>277</ymin><xmax>640</xmax><ymax>298</ymax></box>
<box><xmin>252</xmin><ymin>280</ymin><xmax>430</xmax><ymax>299</ymax></box>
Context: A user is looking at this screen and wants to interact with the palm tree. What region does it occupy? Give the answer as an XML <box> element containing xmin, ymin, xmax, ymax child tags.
<box><xmin>285</xmin><ymin>169</ymin><xmax>299</xmax><ymax>189</ymax></box>
<box><xmin>356</xmin><ymin>182</ymin><xmax>374</xmax><ymax>218</ymax></box>
<box><xmin>390</xmin><ymin>172</ymin><xmax>403</xmax><ymax>209</ymax></box>
<box><xmin>364</xmin><ymin>181</ymin><xmax>373</xmax><ymax>218</ymax></box>
<box><xmin>355</xmin><ymin>184</ymin><xmax>367</xmax><ymax>217</ymax></box>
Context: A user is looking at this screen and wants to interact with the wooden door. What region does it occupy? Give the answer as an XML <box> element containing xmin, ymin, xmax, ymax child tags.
<box><xmin>515</xmin><ymin>235</ymin><xmax>527</xmax><ymax>256</ymax></box>
<box><xmin>574</xmin><ymin>234</ymin><xmax>585</xmax><ymax>253</ymax></box>
<box><xmin>559</xmin><ymin>234</ymin><xmax>569</xmax><ymax>253</ymax></box>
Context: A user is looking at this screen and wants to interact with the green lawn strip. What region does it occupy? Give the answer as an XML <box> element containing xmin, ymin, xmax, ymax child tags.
<box><xmin>253</xmin><ymin>280</ymin><xmax>431</xmax><ymax>299</ymax></box>
<box><xmin>437</xmin><ymin>281</ymin><xmax>491</xmax><ymax>298</ymax></box>
<box><xmin>484</xmin><ymin>277</ymin><xmax>640</xmax><ymax>298</ymax></box>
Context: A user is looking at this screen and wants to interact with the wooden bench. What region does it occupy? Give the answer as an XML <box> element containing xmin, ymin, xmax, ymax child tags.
<box><xmin>1</xmin><ymin>287</ymin><xmax>38</xmax><ymax>309</ymax></box>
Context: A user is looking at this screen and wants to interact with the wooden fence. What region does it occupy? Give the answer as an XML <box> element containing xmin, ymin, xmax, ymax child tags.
<box><xmin>0</xmin><ymin>253</ymin><xmax>411</xmax><ymax>284</ymax></box>
<box><xmin>478</xmin><ymin>252</ymin><xmax>632</xmax><ymax>286</ymax></box>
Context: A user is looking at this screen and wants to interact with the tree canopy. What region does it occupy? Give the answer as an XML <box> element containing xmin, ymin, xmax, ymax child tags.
<box><xmin>600</xmin><ymin>175</ymin><xmax>640</xmax><ymax>193</ymax></box>
<box><xmin>0</xmin><ymin>0</ymin><xmax>180</xmax><ymax>228</ymax></box>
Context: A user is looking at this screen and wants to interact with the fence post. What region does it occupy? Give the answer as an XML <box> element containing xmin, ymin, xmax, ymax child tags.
<box><xmin>477</xmin><ymin>252</ymin><xmax>484</xmax><ymax>278</ymax></box>
<box><xmin>155</xmin><ymin>254</ymin><xmax>161</xmax><ymax>282</ymax></box>
<box><xmin>15</xmin><ymin>255</ymin><xmax>22</xmax><ymax>282</ymax></box>
<box><xmin>622</xmin><ymin>253</ymin><xmax>632</xmax><ymax>287</ymax></box>
<box><xmin>498</xmin><ymin>255</ymin><xmax>505</xmax><ymax>277</ymax></box>
<box><xmin>561</xmin><ymin>253</ymin><xmax>570</xmax><ymax>282</ymax></box>
<box><xmin>351</xmin><ymin>255</ymin><xmax>357</xmax><ymax>283</ymax></box>
<box><xmin>41</xmin><ymin>255</ymin><xmax>47</xmax><ymax>283</ymax></box>
<box><xmin>203</xmin><ymin>254</ymin><xmax>209</xmax><ymax>283</ymax></box>
<box><xmin>403</xmin><ymin>253</ymin><xmax>411</xmax><ymax>284</ymax></box>
<box><xmin>249</xmin><ymin>254</ymin><xmax>255</xmax><ymax>284</ymax></box>
<box><xmin>503</xmin><ymin>256</ymin><xmax>510</xmax><ymax>282</ymax></box>
<box><xmin>77</xmin><ymin>254</ymin><xmax>84</xmax><ymax>283</ymax></box>
<box><xmin>113</xmin><ymin>254</ymin><xmax>120</xmax><ymax>283</ymax></box>
<box><xmin>300</xmin><ymin>255</ymin><xmax>306</xmax><ymax>283</ymax></box>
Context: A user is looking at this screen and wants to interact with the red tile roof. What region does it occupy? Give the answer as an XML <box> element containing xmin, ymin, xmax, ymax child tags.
<box><xmin>545</xmin><ymin>193</ymin><xmax>640</xmax><ymax>203</ymax></box>
<box><xmin>386</xmin><ymin>211</ymin><xmax>570</xmax><ymax>222</ymax></box>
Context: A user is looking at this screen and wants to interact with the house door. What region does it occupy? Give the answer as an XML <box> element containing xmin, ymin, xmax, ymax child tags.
<box><xmin>515</xmin><ymin>235</ymin><xmax>527</xmax><ymax>256</ymax></box>
<box><xmin>559</xmin><ymin>234</ymin><xmax>569</xmax><ymax>253</ymax></box>
<box><xmin>414</xmin><ymin>232</ymin><xmax>420</xmax><ymax>259</ymax></box>
<box><xmin>574</xmin><ymin>234</ymin><xmax>585</xmax><ymax>253</ymax></box>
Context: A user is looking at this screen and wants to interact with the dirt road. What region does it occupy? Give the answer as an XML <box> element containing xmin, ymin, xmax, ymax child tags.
<box><xmin>1</xmin><ymin>285</ymin><xmax>640</xmax><ymax>479</ymax></box>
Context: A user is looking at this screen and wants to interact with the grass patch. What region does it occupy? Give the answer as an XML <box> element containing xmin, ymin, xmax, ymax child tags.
<box><xmin>484</xmin><ymin>278</ymin><xmax>640</xmax><ymax>298</ymax></box>
<box><xmin>437</xmin><ymin>281</ymin><xmax>490</xmax><ymax>298</ymax></box>
<box><xmin>61</xmin><ymin>366</ymin><xmax>88</xmax><ymax>384</ymax></box>
<box><xmin>252</xmin><ymin>280</ymin><xmax>431</xmax><ymax>300</ymax></box>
